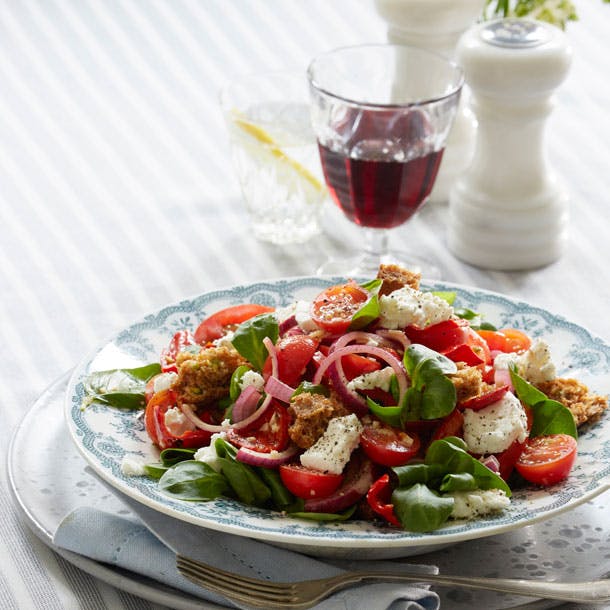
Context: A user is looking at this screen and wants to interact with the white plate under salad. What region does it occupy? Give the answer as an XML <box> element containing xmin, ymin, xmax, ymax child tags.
<box><xmin>65</xmin><ymin>277</ymin><xmax>610</xmax><ymax>558</ymax></box>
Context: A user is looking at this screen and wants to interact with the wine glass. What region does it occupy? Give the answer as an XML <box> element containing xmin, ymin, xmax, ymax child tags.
<box><xmin>308</xmin><ymin>44</ymin><xmax>463</xmax><ymax>277</ymax></box>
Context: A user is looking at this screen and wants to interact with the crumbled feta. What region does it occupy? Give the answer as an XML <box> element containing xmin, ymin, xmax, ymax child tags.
<box><xmin>448</xmin><ymin>489</ymin><xmax>510</xmax><ymax>520</ymax></box>
<box><xmin>194</xmin><ymin>432</ymin><xmax>227</xmax><ymax>472</ymax></box>
<box><xmin>378</xmin><ymin>286</ymin><xmax>454</xmax><ymax>329</ymax></box>
<box><xmin>347</xmin><ymin>367</ymin><xmax>395</xmax><ymax>392</ymax></box>
<box><xmin>239</xmin><ymin>370</ymin><xmax>265</xmax><ymax>392</ymax></box>
<box><xmin>274</xmin><ymin>304</ymin><xmax>296</xmax><ymax>324</ymax></box>
<box><xmin>214</xmin><ymin>329</ymin><xmax>235</xmax><ymax>349</ymax></box>
<box><xmin>164</xmin><ymin>406</ymin><xmax>196</xmax><ymax>437</ymax></box>
<box><xmin>494</xmin><ymin>339</ymin><xmax>556</xmax><ymax>385</ymax></box>
<box><xmin>153</xmin><ymin>372</ymin><xmax>178</xmax><ymax>393</ymax></box>
<box><xmin>463</xmin><ymin>391</ymin><xmax>529</xmax><ymax>454</ymax></box>
<box><xmin>294</xmin><ymin>300</ymin><xmax>320</xmax><ymax>332</ymax></box>
<box><xmin>300</xmin><ymin>414</ymin><xmax>363</xmax><ymax>475</ymax></box>
<box><xmin>120</xmin><ymin>455</ymin><xmax>146</xmax><ymax>476</ymax></box>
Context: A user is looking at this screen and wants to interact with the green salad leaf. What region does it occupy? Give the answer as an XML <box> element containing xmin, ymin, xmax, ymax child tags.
<box><xmin>349</xmin><ymin>279</ymin><xmax>382</xmax><ymax>330</ymax></box>
<box><xmin>231</xmin><ymin>313</ymin><xmax>279</xmax><ymax>371</ymax></box>
<box><xmin>84</xmin><ymin>363</ymin><xmax>162</xmax><ymax>409</ymax></box>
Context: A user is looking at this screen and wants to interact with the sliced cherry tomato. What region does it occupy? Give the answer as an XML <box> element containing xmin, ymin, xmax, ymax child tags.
<box><xmin>279</xmin><ymin>463</ymin><xmax>344</xmax><ymax>499</ymax></box>
<box><xmin>226</xmin><ymin>401</ymin><xmax>289</xmax><ymax>453</ymax></box>
<box><xmin>360</xmin><ymin>424</ymin><xmax>420</xmax><ymax>467</ymax></box>
<box><xmin>312</xmin><ymin>345</ymin><xmax>382</xmax><ymax>382</ymax></box>
<box><xmin>194</xmin><ymin>304</ymin><xmax>275</xmax><ymax>344</ymax></box>
<box><xmin>160</xmin><ymin>330</ymin><xmax>197</xmax><ymax>373</ymax></box>
<box><xmin>311</xmin><ymin>282</ymin><xmax>369</xmax><ymax>334</ymax></box>
<box><xmin>263</xmin><ymin>335</ymin><xmax>320</xmax><ymax>387</ymax></box>
<box><xmin>404</xmin><ymin>319</ymin><xmax>468</xmax><ymax>353</ymax></box>
<box><xmin>431</xmin><ymin>408</ymin><xmax>464</xmax><ymax>442</ymax></box>
<box><xmin>443</xmin><ymin>343</ymin><xmax>485</xmax><ymax>366</ymax></box>
<box><xmin>515</xmin><ymin>434</ymin><xmax>577</xmax><ymax>486</ymax></box>
<box><xmin>459</xmin><ymin>385</ymin><xmax>509</xmax><ymax>411</ymax></box>
<box><xmin>463</xmin><ymin>327</ymin><xmax>492</xmax><ymax>365</ymax></box>
<box><xmin>495</xmin><ymin>438</ymin><xmax>526</xmax><ymax>481</ymax></box>
<box><xmin>366</xmin><ymin>474</ymin><xmax>400</xmax><ymax>526</ymax></box>
<box><xmin>477</xmin><ymin>328</ymin><xmax>532</xmax><ymax>354</ymax></box>
<box><xmin>144</xmin><ymin>389</ymin><xmax>212</xmax><ymax>450</ymax></box>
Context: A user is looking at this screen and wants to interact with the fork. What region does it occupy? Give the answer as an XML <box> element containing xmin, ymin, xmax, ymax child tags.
<box><xmin>176</xmin><ymin>554</ymin><xmax>610</xmax><ymax>608</ymax></box>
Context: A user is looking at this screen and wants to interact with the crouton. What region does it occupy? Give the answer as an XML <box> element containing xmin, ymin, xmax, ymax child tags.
<box><xmin>376</xmin><ymin>264</ymin><xmax>421</xmax><ymax>296</ymax></box>
<box><xmin>536</xmin><ymin>377</ymin><xmax>608</xmax><ymax>427</ymax></box>
<box><xmin>288</xmin><ymin>392</ymin><xmax>349</xmax><ymax>449</ymax></box>
<box><xmin>172</xmin><ymin>345</ymin><xmax>246</xmax><ymax>407</ymax></box>
<box><xmin>450</xmin><ymin>363</ymin><xmax>487</xmax><ymax>403</ymax></box>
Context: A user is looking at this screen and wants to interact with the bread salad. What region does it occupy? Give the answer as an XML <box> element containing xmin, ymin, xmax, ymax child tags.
<box><xmin>85</xmin><ymin>265</ymin><xmax>608</xmax><ymax>532</ymax></box>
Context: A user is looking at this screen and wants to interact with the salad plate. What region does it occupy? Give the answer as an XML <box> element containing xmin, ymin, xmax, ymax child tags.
<box><xmin>65</xmin><ymin>277</ymin><xmax>610</xmax><ymax>558</ymax></box>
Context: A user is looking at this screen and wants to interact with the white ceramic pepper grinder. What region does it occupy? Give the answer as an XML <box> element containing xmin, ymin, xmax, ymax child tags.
<box><xmin>447</xmin><ymin>18</ymin><xmax>572</xmax><ymax>270</ymax></box>
<box><xmin>374</xmin><ymin>0</ymin><xmax>486</xmax><ymax>204</ymax></box>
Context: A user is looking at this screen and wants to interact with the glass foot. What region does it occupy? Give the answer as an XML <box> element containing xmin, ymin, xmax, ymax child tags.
<box><xmin>316</xmin><ymin>249</ymin><xmax>441</xmax><ymax>279</ymax></box>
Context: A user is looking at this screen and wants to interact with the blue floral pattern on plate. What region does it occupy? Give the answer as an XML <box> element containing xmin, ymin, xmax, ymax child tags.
<box><xmin>65</xmin><ymin>278</ymin><xmax>610</xmax><ymax>555</ymax></box>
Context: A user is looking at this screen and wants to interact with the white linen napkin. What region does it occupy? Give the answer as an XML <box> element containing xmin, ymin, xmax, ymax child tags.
<box><xmin>53</xmin><ymin>496</ymin><xmax>440</xmax><ymax>610</ymax></box>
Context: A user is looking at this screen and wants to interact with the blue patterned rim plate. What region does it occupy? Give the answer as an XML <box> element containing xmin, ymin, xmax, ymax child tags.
<box><xmin>65</xmin><ymin>277</ymin><xmax>610</xmax><ymax>556</ymax></box>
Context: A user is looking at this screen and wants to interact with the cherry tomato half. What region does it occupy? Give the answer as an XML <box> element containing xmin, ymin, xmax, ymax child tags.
<box><xmin>160</xmin><ymin>330</ymin><xmax>197</xmax><ymax>373</ymax></box>
<box><xmin>279</xmin><ymin>463</ymin><xmax>344</xmax><ymax>499</ymax></box>
<box><xmin>515</xmin><ymin>434</ymin><xmax>577</xmax><ymax>486</ymax></box>
<box><xmin>360</xmin><ymin>424</ymin><xmax>420</xmax><ymax>467</ymax></box>
<box><xmin>194</xmin><ymin>304</ymin><xmax>275</xmax><ymax>344</ymax></box>
<box><xmin>144</xmin><ymin>389</ymin><xmax>212</xmax><ymax>450</ymax></box>
<box><xmin>312</xmin><ymin>345</ymin><xmax>382</xmax><ymax>382</ymax></box>
<box><xmin>263</xmin><ymin>335</ymin><xmax>319</xmax><ymax>387</ymax></box>
<box><xmin>477</xmin><ymin>328</ymin><xmax>532</xmax><ymax>354</ymax></box>
<box><xmin>431</xmin><ymin>408</ymin><xmax>464</xmax><ymax>442</ymax></box>
<box><xmin>311</xmin><ymin>282</ymin><xmax>369</xmax><ymax>334</ymax></box>
<box><xmin>226</xmin><ymin>401</ymin><xmax>289</xmax><ymax>453</ymax></box>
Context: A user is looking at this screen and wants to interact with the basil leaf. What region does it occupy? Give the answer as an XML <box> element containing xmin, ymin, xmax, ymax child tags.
<box><xmin>425</xmin><ymin>437</ymin><xmax>511</xmax><ymax>496</ymax></box>
<box><xmin>439</xmin><ymin>472</ymin><xmax>478</xmax><ymax>492</ymax></box>
<box><xmin>143</xmin><ymin>463</ymin><xmax>168</xmax><ymax>479</ymax></box>
<box><xmin>392</xmin><ymin>483</ymin><xmax>454</xmax><ymax>532</ymax></box>
<box><xmin>430</xmin><ymin>291</ymin><xmax>456</xmax><ymax>305</ymax></box>
<box><xmin>84</xmin><ymin>363</ymin><xmax>162</xmax><ymax>409</ymax></box>
<box><xmin>231</xmin><ymin>313</ymin><xmax>279</xmax><ymax>371</ymax></box>
<box><xmin>392</xmin><ymin>462</ymin><xmax>445</xmax><ymax>488</ymax></box>
<box><xmin>349</xmin><ymin>279</ymin><xmax>382</xmax><ymax>330</ymax></box>
<box><xmin>292</xmin><ymin>381</ymin><xmax>330</xmax><ymax>398</ymax></box>
<box><xmin>158</xmin><ymin>461</ymin><xmax>229</xmax><ymax>501</ymax></box>
<box><xmin>257</xmin><ymin>468</ymin><xmax>295</xmax><ymax>509</ymax></box>
<box><xmin>477</xmin><ymin>321</ymin><xmax>497</xmax><ymax>331</ymax></box>
<box><xmin>229</xmin><ymin>365</ymin><xmax>252</xmax><ymax>401</ymax></box>
<box><xmin>160</xmin><ymin>448</ymin><xmax>196</xmax><ymax>466</ymax></box>
<box><xmin>454</xmin><ymin>308</ymin><xmax>478</xmax><ymax>321</ymax></box>
<box><xmin>288</xmin><ymin>505</ymin><xmax>357</xmax><ymax>521</ymax></box>
<box><xmin>401</xmin><ymin>345</ymin><xmax>457</xmax><ymax>421</ymax></box>
<box><xmin>90</xmin><ymin>392</ymin><xmax>147</xmax><ymax>410</ymax></box>
<box><xmin>366</xmin><ymin>396</ymin><xmax>402</xmax><ymax>427</ymax></box>
<box><xmin>510</xmin><ymin>369</ymin><xmax>578</xmax><ymax>439</ymax></box>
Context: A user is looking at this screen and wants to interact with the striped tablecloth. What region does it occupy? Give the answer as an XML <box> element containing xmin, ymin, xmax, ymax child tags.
<box><xmin>2</xmin><ymin>1</ymin><xmax>610</xmax><ymax>608</ymax></box>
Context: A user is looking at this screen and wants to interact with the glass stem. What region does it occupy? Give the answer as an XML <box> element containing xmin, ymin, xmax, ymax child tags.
<box><xmin>361</xmin><ymin>228</ymin><xmax>389</xmax><ymax>273</ymax></box>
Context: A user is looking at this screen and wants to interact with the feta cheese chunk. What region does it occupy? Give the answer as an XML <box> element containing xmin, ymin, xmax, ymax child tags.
<box><xmin>164</xmin><ymin>406</ymin><xmax>196</xmax><ymax>437</ymax></box>
<box><xmin>194</xmin><ymin>432</ymin><xmax>227</xmax><ymax>472</ymax></box>
<box><xmin>300</xmin><ymin>414</ymin><xmax>363</xmax><ymax>475</ymax></box>
<box><xmin>493</xmin><ymin>339</ymin><xmax>556</xmax><ymax>385</ymax></box>
<box><xmin>121</xmin><ymin>455</ymin><xmax>146</xmax><ymax>476</ymax></box>
<box><xmin>378</xmin><ymin>286</ymin><xmax>453</xmax><ymax>329</ymax></box>
<box><xmin>238</xmin><ymin>370</ymin><xmax>265</xmax><ymax>392</ymax></box>
<box><xmin>153</xmin><ymin>372</ymin><xmax>178</xmax><ymax>393</ymax></box>
<box><xmin>463</xmin><ymin>391</ymin><xmax>528</xmax><ymax>454</ymax></box>
<box><xmin>347</xmin><ymin>367</ymin><xmax>395</xmax><ymax>393</ymax></box>
<box><xmin>448</xmin><ymin>489</ymin><xmax>510</xmax><ymax>520</ymax></box>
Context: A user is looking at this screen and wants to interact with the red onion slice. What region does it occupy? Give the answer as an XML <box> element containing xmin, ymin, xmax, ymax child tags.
<box><xmin>313</xmin><ymin>344</ymin><xmax>408</xmax><ymax>404</ymax></box>
<box><xmin>375</xmin><ymin>329</ymin><xmax>411</xmax><ymax>351</ymax></box>
<box><xmin>263</xmin><ymin>336</ymin><xmax>279</xmax><ymax>378</ymax></box>
<box><xmin>180</xmin><ymin>404</ymin><xmax>228</xmax><ymax>433</ymax></box>
<box><xmin>232</xmin><ymin>385</ymin><xmax>262</xmax><ymax>422</ymax></box>
<box><xmin>494</xmin><ymin>367</ymin><xmax>514</xmax><ymax>391</ymax></box>
<box><xmin>265</xmin><ymin>375</ymin><xmax>295</xmax><ymax>403</ymax></box>
<box><xmin>480</xmin><ymin>454</ymin><xmax>501</xmax><ymax>474</ymax></box>
<box><xmin>236</xmin><ymin>444</ymin><xmax>300</xmax><ymax>467</ymax></box>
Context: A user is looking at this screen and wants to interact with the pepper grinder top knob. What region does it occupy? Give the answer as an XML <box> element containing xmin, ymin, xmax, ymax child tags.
<box><xmin>447</xmin><ymin>19</ymin><xmax>572</xmax><ymax>270</ymax></box>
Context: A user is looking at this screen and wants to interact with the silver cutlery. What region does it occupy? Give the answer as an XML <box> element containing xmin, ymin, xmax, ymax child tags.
<box><xmin>176</xmin><ymin>553</ymin><xmax>610</xmax><ymax>608</ymax></box>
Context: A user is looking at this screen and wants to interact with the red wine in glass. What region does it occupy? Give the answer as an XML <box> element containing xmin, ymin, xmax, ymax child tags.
<box><xmin>318</xmin><ymin>143</ymin><xmax>444</xmax><ymax>229</ymax></box>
